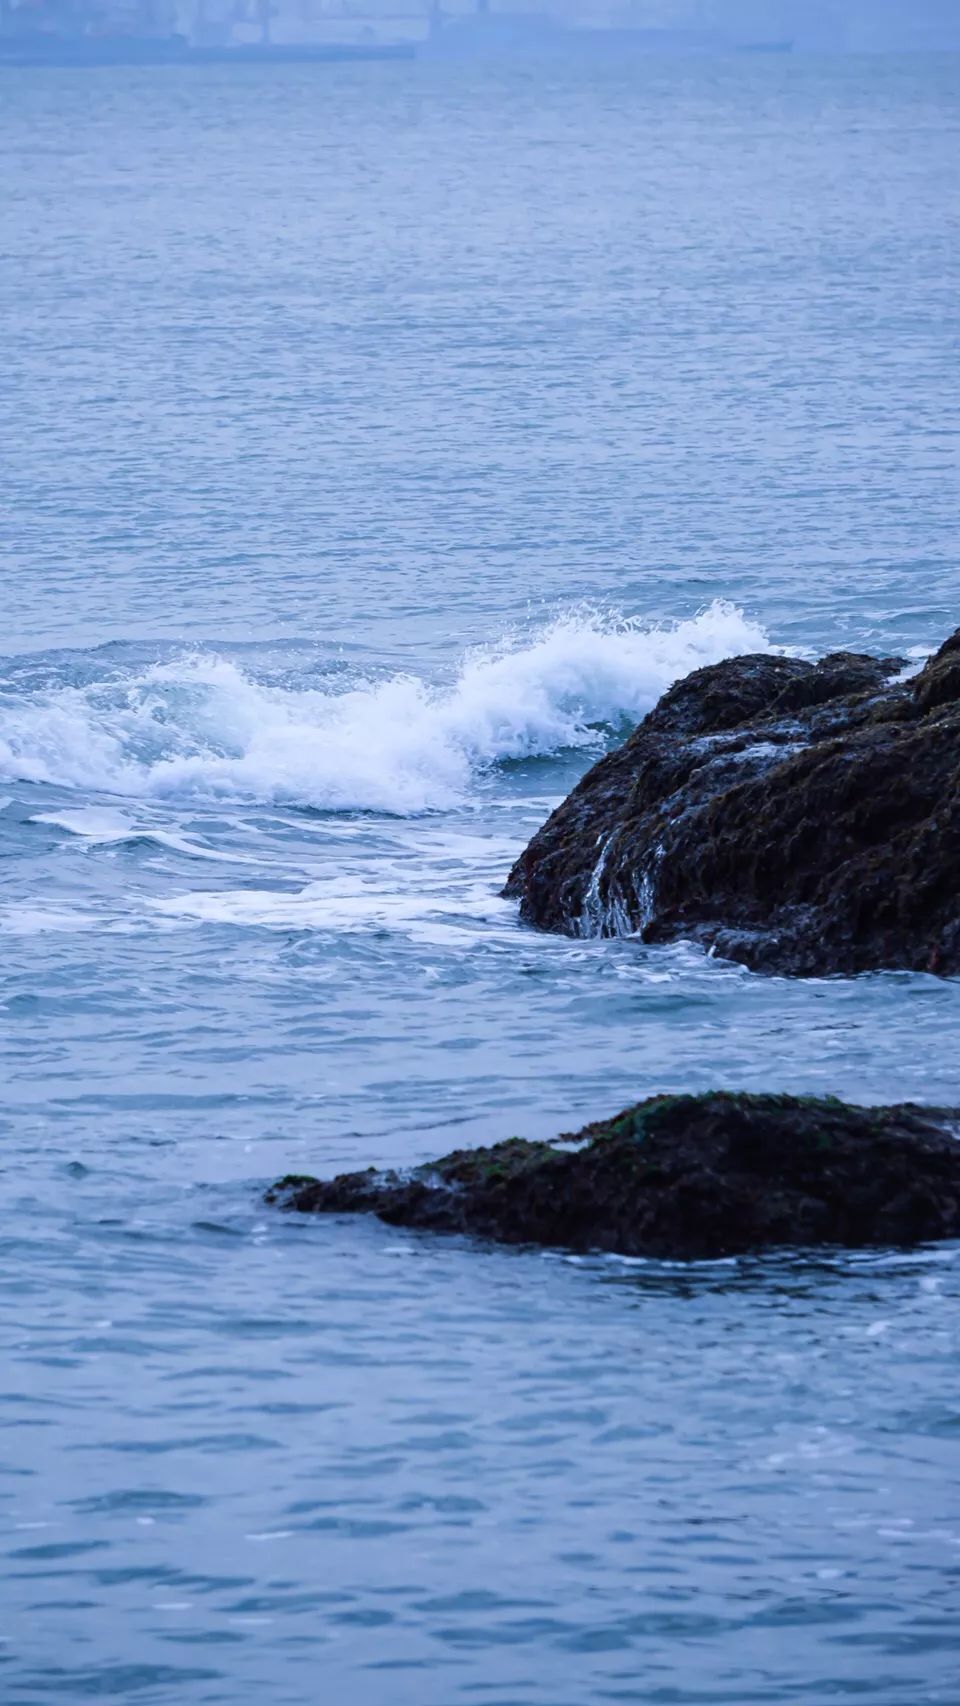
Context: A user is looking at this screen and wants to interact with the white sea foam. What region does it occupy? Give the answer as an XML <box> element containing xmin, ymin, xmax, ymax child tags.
<box><xmin>0</xmin><ymin>602</ymin><xmax>771</xmax><ymax>815</ymax></box>
<box><xmin>150</xmin><ymin>823</ymin><xmax>523</xmax><ymax>943</ymax></box>
<box><xmin>31</xmin><ymin>807</ymin><xmax>261</xmax><ymax>864</ymax></box>
<box><xmin>150</xmin><ymin>874</ymin><xmax>517</xmax><ymax>946</ymax></box>
<box><xmin>0</xmin><ymin>904</ymin><xmax>112</xmax><ymax>936</ymax></box>
<box><xmin>32</xmin><ymin>807</ymin><xmax>139</xmax><ymax>842</ymax></box>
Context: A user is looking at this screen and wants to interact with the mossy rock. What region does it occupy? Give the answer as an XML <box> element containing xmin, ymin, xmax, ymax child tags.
<box><xmin>503</xmin><ymin>630</ymin><xmax>960</xmax><ymax>976</ymax></box>
<box><xmin>268</xmin><ymin>1092</ymin><xmax>960</xmax><ymax>1260</ymax></box>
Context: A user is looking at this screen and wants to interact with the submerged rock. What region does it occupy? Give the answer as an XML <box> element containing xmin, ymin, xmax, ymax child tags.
<box><xmin>267</xmin><ymin>1093</ymin><xmax>960</xmax><ymax>1259</ymax></box>
<box><xmin>503</xmin><ymin>630</ymin><xmax>960</xmax><ymax>975</ymax></box>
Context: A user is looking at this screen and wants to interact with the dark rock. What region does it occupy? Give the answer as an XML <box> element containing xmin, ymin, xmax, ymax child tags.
<box><xmin>267</xmin><ymin>1093</ymin><xmax>960</xmax><ymax>1259</ymax></box>
<box><xmin>503</xmin><ymin>628</ymin><xmax>960</xmax><ymax>975</ymax></box>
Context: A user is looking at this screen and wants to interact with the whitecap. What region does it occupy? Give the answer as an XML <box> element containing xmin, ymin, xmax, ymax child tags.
<box><xmin>0</xmin><ymin>601</ymin><xmax>772</xmax><ymax>816</ymax></box>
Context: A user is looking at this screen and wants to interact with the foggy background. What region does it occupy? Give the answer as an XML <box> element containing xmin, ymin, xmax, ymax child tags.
<box><xmin>4</xmin><ymin>0</ymin><xmax>960</xmax><ymax>51</ymax></box>
<box><xmin>564</xmin><ymin>2</ymin><xmax>960</xmax><ymax>52</ymax></box>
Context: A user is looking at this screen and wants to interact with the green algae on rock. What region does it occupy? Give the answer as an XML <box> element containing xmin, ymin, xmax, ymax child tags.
<box><xmin>502</xmin><ymin>629</ymin><xmax>960</xmax><ymax>975</ymax></box>
<box><xmin>267</xmin><ymin>1093</ymin><xmax>960</xmax><ymax>1259</ymax></box>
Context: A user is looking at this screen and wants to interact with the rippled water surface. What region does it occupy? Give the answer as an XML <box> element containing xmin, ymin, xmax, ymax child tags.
<box><xmin>2</xmin><ymin>52</ymin><xmax>960</xmax><ymax>1705</ymax></box>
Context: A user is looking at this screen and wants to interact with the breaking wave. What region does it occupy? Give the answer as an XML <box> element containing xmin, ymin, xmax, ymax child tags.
<box><xmin>0</xmin><ymin>603</ymin><xmax>771</xmax><ymax>815</ymax></box>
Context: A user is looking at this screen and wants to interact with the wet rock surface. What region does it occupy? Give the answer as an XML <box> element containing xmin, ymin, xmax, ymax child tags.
<box><xmin>503</xmin><ymin>630</ymin><xmax>960</xmax><ymax>975</ymax></box>
<box><xmin>268</xmin><ymin>1093</ymin><xmax>960</xmax><ymax>1259</ymax></box>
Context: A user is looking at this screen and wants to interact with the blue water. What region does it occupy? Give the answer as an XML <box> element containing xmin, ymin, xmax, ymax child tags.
<box><xmin>2</xmin><ymin>53</ymin><xmax>960</xmax><ymax>1706</ymax></box>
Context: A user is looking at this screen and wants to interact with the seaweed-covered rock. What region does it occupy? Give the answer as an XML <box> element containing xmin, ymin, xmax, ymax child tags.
<box><xmin>503</xmin><ymin>630</ymin><xmax>960</xmax><ymax>975</ymax></box>
<box><xmin>267</xmin><ymin>1093</ymin><xmax>960</xmax><ymax>1259</ymax></box>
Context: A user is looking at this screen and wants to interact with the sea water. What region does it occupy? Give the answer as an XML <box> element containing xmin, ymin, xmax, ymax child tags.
<box><xmin>1</xmin><ymin>53</ymin><xmax>959</xmax><ymax>1705</ymax></box>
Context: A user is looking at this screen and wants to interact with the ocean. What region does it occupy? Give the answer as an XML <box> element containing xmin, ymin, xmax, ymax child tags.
<box><xmin>2</xmin><ymin>51</ymin><xmax>959</xmax><ymax>1705</ymax></box>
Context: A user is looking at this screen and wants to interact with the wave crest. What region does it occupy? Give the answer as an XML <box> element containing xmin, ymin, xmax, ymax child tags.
<box><xmin>0</xmin><ymin>602</ymin><xmax>771</xmax><ymax>814</ymax></box>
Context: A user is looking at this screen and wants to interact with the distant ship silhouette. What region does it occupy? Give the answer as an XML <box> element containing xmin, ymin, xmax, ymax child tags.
<box><xmin>0</xmin><ymin>0</ymin><xmax>791</xmax><ymax>68</ymax></box>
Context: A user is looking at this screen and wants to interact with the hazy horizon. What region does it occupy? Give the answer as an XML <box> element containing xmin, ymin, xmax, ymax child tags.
<box><xmin>5</xmin><ymin>0</ymin><xmax>960</xmax><ymax>50</ymax></box>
